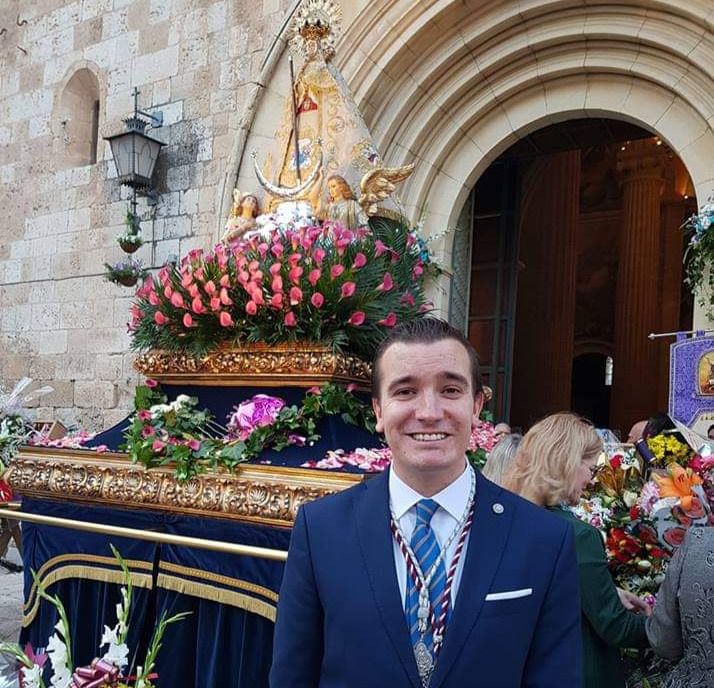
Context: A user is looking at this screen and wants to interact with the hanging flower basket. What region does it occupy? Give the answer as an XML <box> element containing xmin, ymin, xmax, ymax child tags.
<box><xmin>117</xmin><ymin>274</ymin><xmax>139</xmax><ymax>287</ymax></box>
<box><xmin>104</xmin><ymin>258</ymin><xmax>148</xmax><ymax>288</ymax></box>
<box><xmin>119</xmin><ymin>238</ymin><xmax>142</xmax><ymax>254</ymax></box>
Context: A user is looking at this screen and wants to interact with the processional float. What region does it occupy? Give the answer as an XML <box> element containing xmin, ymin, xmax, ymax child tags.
<box><xmin>0</xmin><ymin>1</ymin><xmax>437</xmax><ymax>686</ymax></box>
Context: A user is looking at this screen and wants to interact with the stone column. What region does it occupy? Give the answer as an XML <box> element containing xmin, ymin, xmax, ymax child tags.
<box><xmin>611</xmin><ymin>139</ymin><xmax>666</xmax><ymax>433</ymax></box>
<box><xmin>511</xmin><ymin>150</ymin><xmax>580</xmax><ymax>427</ymax></box>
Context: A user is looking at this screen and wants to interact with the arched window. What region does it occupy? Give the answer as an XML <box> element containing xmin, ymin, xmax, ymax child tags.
<box><xmin>58</xmin><ymin>69</ymin><xmax>100</xmax><ymax>167</ymax></box>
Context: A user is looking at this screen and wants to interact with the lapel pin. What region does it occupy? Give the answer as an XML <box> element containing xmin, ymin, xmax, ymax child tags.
<box><xmin>492</xmin><ymin>503</ymin><xmax>504</xmax><ymax>514</ymax></box>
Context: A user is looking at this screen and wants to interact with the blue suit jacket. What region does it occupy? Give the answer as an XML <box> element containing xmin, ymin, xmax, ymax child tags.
<box><xmin>270</xmin><ymin>469</ymin><xmax>582</xmax><ymax>687</ymax></box>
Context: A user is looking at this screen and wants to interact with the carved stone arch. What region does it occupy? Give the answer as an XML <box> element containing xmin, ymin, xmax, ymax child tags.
<box><xmin>53</xmin><ymin>61</ymin><xmax>105</xmax><ymax>169</ymax></box>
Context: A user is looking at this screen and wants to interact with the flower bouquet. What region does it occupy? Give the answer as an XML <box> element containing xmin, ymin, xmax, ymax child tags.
<box><xmin>570</xmin><ymin>437</ymin><xmax>714</xmax><ymax>686</ymax></box>
<box><xmin>128</xmin><ymin>220</ymin><xmax>431</xmax><ymax>360</ymax></box>
<box><xmin>0</xmin><ymin>546</ymin><xmax>188</xmax><ymax>688</ymax></box>
<box><xmin>682</xmin><ymin>195</ymin><xmax>714</xmax><ymax>321</ymax></box>
<box><xmin>105</xmin><ymin>259</ymin><xmax>148</xmax><ymax>288</ymax></box>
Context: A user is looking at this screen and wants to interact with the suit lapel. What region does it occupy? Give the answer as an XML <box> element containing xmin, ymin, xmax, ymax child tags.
<box><xmin>355</xmin><ymin>471</ymin><xmax>422</xmax><ymax>688</ymax></box>
<box><xmin>429</xmin><ymin>472</ymin><xmax>515</xmax><ymax>688</ymax></box>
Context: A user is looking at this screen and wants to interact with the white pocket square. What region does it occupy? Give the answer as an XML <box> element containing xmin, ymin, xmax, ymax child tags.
<box><xmin>485</xmin><ymin>588</ymin><xmax>533</xmax><ymax>601</ymax></box>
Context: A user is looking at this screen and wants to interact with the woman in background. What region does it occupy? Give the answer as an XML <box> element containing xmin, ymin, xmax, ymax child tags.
<box><xmin>481</xmin><ymin>433</ymin><xmax>521</xmax><ymax>486</ymax></box>
<box><xmin>503</xmin><ymin>413</ymin><xmax>650</xmax><ymax>688</ymax></box>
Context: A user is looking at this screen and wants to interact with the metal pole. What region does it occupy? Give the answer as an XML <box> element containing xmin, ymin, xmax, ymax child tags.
<box><xmin>0</xmin><ymin>508</ymin><xmax>288</xmax><ymax>562</ymax></box>
<box><xmin>648</xmin><ymin>329</ymin><xmax>714</xmax><ymax>339</ymax></box>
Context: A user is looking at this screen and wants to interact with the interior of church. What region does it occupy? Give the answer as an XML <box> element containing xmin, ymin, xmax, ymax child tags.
<box><xmin>460</xmin><ymin>118</ymin><xmax>697</xmax><ymax>436</ymax></box>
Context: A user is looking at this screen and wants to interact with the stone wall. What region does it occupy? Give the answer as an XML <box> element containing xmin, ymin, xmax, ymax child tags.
<box><xmin>0</xmin><ymin>0</ymin><xmax>291</xmax><ymax>430</ymax></box>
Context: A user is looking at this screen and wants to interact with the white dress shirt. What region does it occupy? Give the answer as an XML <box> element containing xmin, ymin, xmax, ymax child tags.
<box><xmin>389</xmin><ymin>463</ymin><xmax>473</xmax><ymax>610</ymax></box>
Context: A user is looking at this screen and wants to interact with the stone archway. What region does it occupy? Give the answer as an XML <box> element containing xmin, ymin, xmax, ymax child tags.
<box><xmin>226</xmin><ymin>0</ymin><xmax>712</xmax><ymax>325</ymax></box>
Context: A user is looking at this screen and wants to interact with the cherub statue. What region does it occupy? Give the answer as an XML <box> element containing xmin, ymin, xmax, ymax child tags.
<box><xmin>221</xmin><ymin>190</ymin><xmax>260</xmax><ymax>243</ymax></box>
<box><xmin>311</xmin><ymin>174</ymin><xmax>369</xmax><ymax>230</ymax></box>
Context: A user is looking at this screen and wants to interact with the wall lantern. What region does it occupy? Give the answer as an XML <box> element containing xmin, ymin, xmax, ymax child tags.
<box><xmin>104</xmin><ymin>87</ymin><xmax>164</xmax><ymax>205</ymax></box>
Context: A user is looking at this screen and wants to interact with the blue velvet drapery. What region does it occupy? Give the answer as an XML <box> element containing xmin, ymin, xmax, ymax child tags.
<box><xmin>20</xmin><ymin>497</ymin><xmax>291</xmax><ymax>688</ymax></box>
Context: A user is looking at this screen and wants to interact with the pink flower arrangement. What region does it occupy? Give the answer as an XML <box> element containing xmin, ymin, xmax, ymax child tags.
<box><xmin>227</xmin><ymin>394</ymin><xmax>286</xmax><ymax>440</ymax></box>
<box><xmin>129</xmin><ymin>221</ymin><xmax>432</xmax><ymax>361</ymax></box>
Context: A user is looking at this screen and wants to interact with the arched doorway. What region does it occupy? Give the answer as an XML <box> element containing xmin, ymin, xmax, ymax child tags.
<box><xmin>460</xmin><ymin>118</ymin><xmax>696</xmax><ymax>434</ymax></box>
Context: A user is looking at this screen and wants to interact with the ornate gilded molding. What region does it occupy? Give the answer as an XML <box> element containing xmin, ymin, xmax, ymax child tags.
<box><xmin>5</xmin><ymin>447</ymin><xmax>363</xmax><ymax>528</ymax></box>
<box><xmin>133</xmin><ymin>342</ymin><xmax>372</xmax><ymax>388</ymax></box>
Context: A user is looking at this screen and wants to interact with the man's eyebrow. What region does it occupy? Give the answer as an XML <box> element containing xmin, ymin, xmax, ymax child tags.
<box><xmin>387</xmin><ymin>375</ymin><xmax>416</xmax><ymax>391</ymax></box>
<box><xmin>386</xmin><ymin>371</ymin><xmax>469</xmax><ymax>392</ymax></box>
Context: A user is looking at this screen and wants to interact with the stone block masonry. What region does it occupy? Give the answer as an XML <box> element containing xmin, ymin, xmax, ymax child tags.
<box><xmin>0</xmin><ymin>0</ymin><xmax>292</xmax><ymax>433</ymax></box>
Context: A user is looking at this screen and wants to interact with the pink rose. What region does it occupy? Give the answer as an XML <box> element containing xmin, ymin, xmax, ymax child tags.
<box><xmin>187</xmin><ymin>439</ymin><xmax>201</xmax><ymax>452</ymax></box>
<box><xmin>183</xmin><ymin>313</ymin><xmax>194</xmax><ymax>328</ymax></box>
<box><xmin>270</xmin><ymin>293</ymin><xmax>283</xmax><ymax>308</ymax></box>
<box><xmin>219</xmin><ymin>311</ymin><xmax>233</xmax><ymax>327</ymax></box>
<box><xmin>348</xmin><ymin>311</ymin><xmax>366</xmax><ymax>326</ymax></box>
<box><xmin>311</xmin><ymin>292</ymin><xmax>324</xmax><ymax>308</ymax></box>
<box><xmin>308</xmin><ymin>269</ymin><xmax>321</xmax><ymax>286</ymax></box>
<box><xmin>330</xmin><ymin>264</ymin><xmax>345</xmax><ymax>280</ymax></box>
<box><xmin>228</xmin><ymin>394</ymin><xmax>285</xmax><ymax>436</ymax></box>
<box><xmin>270</xmin><ymin>263</ymin><xmax>282</xmax><ymax>276</ymax></box>
<box><xmin>219</xmin><ymin>288</ymin><xmax>232</xmax><ymax>306</ymax></box>
<box><xmin>220</xmin><ymin>274</ymin><xmax>231</xmax><ymax>287</ymax></box>
<box><xmin>152</xmin><ymin>439</ymin><xmax>166</xmax><ymax>452</ymax></box>
<box><xmin>154</xmin><ymin>311</ymin><xmax>169</xmax><ymax>326</ymax></box>
<box><xmin>284</xmin><ymin>311</ymin><xmax>297</xmax><ymax>327</ymax></box>
<box><xmin>376</xmin><ymin>273</ymin><xmax>394</xmax><ymax>292</ymax></box>
<box><xmin>192</xmin><ymin>296</ymin><xmax>206</xmax><ymax>314</ymax></box>
<box><xmin>378</xmin><ymin>312</ymin><xmax>397</xmax><ymax>327</ymax></box>
<box><xmin>170</xmin><ymin>292</ymin><xmax>185</xmax><ymax>308</ymax></box>
<box><xmin>138</xmin><ymin>409</ymin><xmax>152</xmax><ymax>420</ymax></box>
<box><xmin>246</xmin><ymin>300</ymin><xmax>258</xmax><ymax>315</ymax></box>
<box><xmin>145</xmin><ymin>379</ymin><xmax>158</xmax><ymax>388</ymax></box>
<box><xmin>148</xmin><ymin>291</ymin><xmax>160</xmax><ymax>306</ymax></box>
<box><xmin>352</xmin><ymin>253</ymin><xmax>367</xmax><ymax>269</ymax></box>
<box><xmin>341</xmin><ymin>281</ymin><xmax>356</xmax><ymax>298</ymax></box>
<box><xmin>289</xmin><ymin>286</ymin><xmax>303</xmax><ymax>305</ymax></box>
<box><xmin>272</xmin><ymin>275</ymin><xmax>283</xmax><ymax>293</ymax></box>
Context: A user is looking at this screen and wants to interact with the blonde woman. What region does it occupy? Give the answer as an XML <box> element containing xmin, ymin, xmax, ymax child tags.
<box><xmin>481</xmin><ymin>433</ymin><xmax>521</xmax><ymax>486</ymax></box>
<box><xmin>503</xmin><ymin>413</ymin><xmax>649</xmax><ymax>688</ymax></box>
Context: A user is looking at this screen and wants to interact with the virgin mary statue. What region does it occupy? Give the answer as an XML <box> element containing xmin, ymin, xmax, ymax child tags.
<box><xmin>255</xmin><ymin>0</ymin><xmax>413</xmax><ymax>223</ymax></box>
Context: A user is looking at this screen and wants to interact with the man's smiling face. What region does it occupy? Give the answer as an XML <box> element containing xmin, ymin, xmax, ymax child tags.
<box><xmin>372</xmin><ymin>338</ymin><xmax>483</xmax><ymax>494</ymax></box>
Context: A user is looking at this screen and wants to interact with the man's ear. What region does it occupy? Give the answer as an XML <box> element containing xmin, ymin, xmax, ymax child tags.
<box><xmin>471</xmin><ymin>391</ymin><xmax>484</xmax><ymax>431</ymax></box>
<box><xmin>372</xmin><ymin>397</ymin><xmax>384</xmax><ymax>433</ymax></box>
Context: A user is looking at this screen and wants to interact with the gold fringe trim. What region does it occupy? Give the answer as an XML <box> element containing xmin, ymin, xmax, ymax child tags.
<box><xmin>23</xmin><ymin>566</ymin><xmax>153</xmax><ymax>627</ymax></box>
<box><xmin>159</xmin><ymin>561</ymin><xmax>279</xmax><ymax>602</ymax></box>
<box><xmin>24</xmin><ymin>554</ymin><xmax>153</xmax><ymax>612</ymax></box>
<box><xmin>157</xmin><ymin>574</ymin><xmax>276</xmax><ymax>622</ymax></box>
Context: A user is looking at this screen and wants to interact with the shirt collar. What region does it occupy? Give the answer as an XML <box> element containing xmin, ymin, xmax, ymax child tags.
<box><xmin>389</xmin><ymin>462</ymin><xmax>472</xmax><ymax>521</ymax></box>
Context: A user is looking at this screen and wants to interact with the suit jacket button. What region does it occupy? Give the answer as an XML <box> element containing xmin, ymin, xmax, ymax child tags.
<box><xmin>492</xmin><ymin>503</ymin><xmax>504</xmax><ymax>514</ymax></box>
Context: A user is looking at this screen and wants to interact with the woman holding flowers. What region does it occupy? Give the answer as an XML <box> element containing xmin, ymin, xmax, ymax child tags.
<box><xmin>503</xmin><ymin>413</ymin><xmax>650</xmax><ymax>688</ymax></box>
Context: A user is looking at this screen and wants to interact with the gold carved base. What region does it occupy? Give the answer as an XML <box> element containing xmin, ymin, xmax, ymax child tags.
<box><xmin>133</xmin><ymin>342</ymin><xmax>372</xmax><ymax>388</ymax></box>
<box><xmin>5</xmin><ymin>447</ymin><xmax>363</xmax><ymax>528</ymax></box>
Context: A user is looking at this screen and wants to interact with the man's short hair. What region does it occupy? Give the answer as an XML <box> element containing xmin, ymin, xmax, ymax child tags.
<box><xmin>371</xmin><ymin>317</ymin><xmax>483</xmax><ymax>399</ymax></box>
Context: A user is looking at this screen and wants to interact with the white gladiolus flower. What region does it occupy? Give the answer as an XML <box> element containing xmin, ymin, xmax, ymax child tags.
<box><xmin>101</xmin><ymin>623</ymin><xmax>129</xmax><ymax>670</ymax></box>
<box><xmin>47</xmin><ymin>628</ymin><xmax>72</xmax><ymax>688</ymax></box>
<box><xmin>21</xmin><ymin>663</ymin><xmax>43</xmax><ymax>688</ymax></box>
<box><xmin>102</xmin><ymin>642</ymin><xmax>129</xmax><ymax>670</ymax></box>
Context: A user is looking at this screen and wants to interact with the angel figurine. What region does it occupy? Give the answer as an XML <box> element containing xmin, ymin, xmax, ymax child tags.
<box><xmin>221</xmin><ymin>190</ymin><xmax>260</xmax><ymax>243</ymax></box>
<box><xmin>310</xmin><ymin>174</ymin><xmax>367</xmax><ymax>230</ymax></box>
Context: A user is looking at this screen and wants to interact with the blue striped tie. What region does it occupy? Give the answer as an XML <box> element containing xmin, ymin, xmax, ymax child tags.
<box><xmin>405</xmin><ymin>498</ymin><xmax>449</xmax><ymax>653</ymax></box>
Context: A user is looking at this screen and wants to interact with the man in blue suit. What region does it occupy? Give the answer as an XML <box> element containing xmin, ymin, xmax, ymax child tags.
<box><xmin>270</xmin><ymin>318</ymin><xmax>581</xmax><ymax>687</ymax></box>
